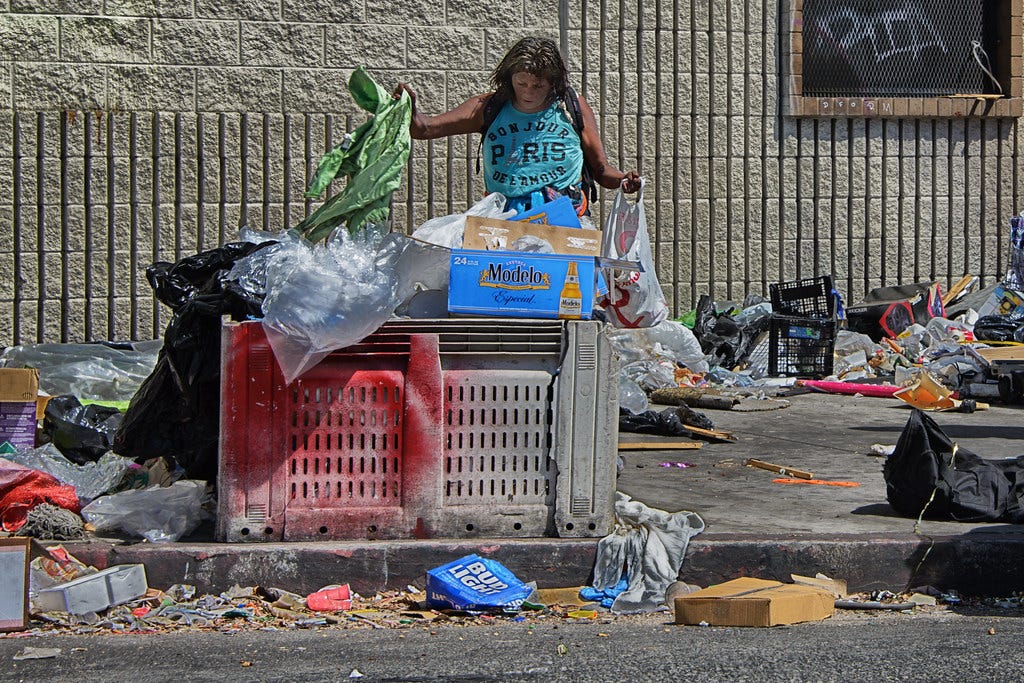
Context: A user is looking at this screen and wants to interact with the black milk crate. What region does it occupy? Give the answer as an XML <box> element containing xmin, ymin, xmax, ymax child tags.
<box><xmin>769</xmin><ymin>275</ymin><xmax>836</xmax><ymax>318</ymax></box>
<box><xmin>768</xmin><ymin>315</ymin><xmax>836</xmax><ymax>379</ymax></box>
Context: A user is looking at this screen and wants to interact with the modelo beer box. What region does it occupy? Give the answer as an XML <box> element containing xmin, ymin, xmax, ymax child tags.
<box><xmin>451</xmin><ymin>215</ymin><xmax>601</xmax><ymax>319</ymax></box>
<box><xmin>448</xmin><ymin>249</ymin><xmax>595</xmax><ymax>319</ymax></box>
<box><xmin>847</xmin><ymin>281</ymin><xmax>945</xmax><ymax>340</ymax></box>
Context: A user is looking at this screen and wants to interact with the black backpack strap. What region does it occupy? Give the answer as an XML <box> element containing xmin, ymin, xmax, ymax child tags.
<box><xmin>564</xmin><ymin>86</ymin><xmax>598</xmax><ymax>202</ymax></box>
<box><xmin>476</xmin><ymin>93</ymin><xmax>506</xmax><ymax>175</ymax></box>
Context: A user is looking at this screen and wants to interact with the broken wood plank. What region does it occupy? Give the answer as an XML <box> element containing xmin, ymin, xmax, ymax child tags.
<box><xmin>745</xmin><ymin>458</ymin><xmax>813</xmax><ymax>479</ymax></box>
<box><xmin>682</xmin><ymin>424</ymin><xmax>737</xmax><ymax>443</ymax></box>
<box><xmin>619</xmin><ymin>441</ymin><xmax>703</xmax><ymax>451</ymax></box>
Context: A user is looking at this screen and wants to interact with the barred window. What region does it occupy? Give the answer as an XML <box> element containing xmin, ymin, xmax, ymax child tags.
<box><xmin>785</xmin><ymin>0</ymin><xmax>1023</xmax><ymax>117</ymax></box>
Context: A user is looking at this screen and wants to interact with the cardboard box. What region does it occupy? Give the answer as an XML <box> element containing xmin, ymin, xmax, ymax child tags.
<box><xmin>33</xmin><ymin>564</ymin><xmax>148</xmax><ymax>615</ymax></box>
<box><xmin>448</xmin><ymin>249</ymin><xmax>595</xmax><ymax>319</ymax></box>
<box><xmin>675</xmin><ymin>577</ymin><xmax>835</xmax><ymax>627</ymax></box>
<box><xmin>462</xmin><ymin>215</ymin><xmax>600</xmax><ymax>257</ymax></box>
<box><xmin>0</xmin><ymin>538</ymin><xmax>30</xmax><ymax>632</ymax></box>
<box><xmin>0</xmin><ymin>368</ymin><xmax>38</xmax><ymax>403</ymax></box>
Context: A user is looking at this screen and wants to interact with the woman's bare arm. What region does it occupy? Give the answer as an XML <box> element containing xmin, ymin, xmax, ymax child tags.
<box><xmin>576</xmin><ymin>94</ymin><xmax>640</xmax><ymax>192</ymax></box>
<box><xmin>394</xmin><ymin>84</ymin><xmax>490</xmax><ymax>140</ymax></box>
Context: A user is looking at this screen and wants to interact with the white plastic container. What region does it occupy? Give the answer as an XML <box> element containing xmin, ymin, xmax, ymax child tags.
<box><xmin>33</xmin><ymin>564</ymin><xmax>147</xmax><ymax>615</ymax></box>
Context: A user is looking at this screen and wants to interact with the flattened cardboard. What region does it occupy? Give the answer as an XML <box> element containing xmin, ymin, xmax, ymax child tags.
<box><xmin>463</xmin><ymin>215</ymin><xmax>601</xmax><ymax>257</ymax></box>
<box><xmin>675</xmin><ymin>577</ymin><xmax>834</xmax><ymax>627</ymax></box>
<box><xmin>0</xmin><ymin>538</ymin><xmax>30</xmax><ymax>632</ymax></box>
<box><xmin>0</xmin><ymin>368</ymin><xmax>39</xmax><ymax>403</ymax></box>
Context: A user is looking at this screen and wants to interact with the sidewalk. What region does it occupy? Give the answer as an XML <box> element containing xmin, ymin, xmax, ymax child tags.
<box><xmin>62</xmin><ymin>392</ymin><xmax>1024</xmax><ymax>597</ymax></box>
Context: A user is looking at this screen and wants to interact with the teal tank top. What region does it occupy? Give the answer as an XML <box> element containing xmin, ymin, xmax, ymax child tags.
<box><xmin>482</xmin><ymin>100</ymin><xmax>584</xmax><ymax>199</ymax></box>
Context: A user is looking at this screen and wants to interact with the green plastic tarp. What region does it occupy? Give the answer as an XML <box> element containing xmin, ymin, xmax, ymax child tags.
<box><xmin>294</xmin><ymin>67</ymin><xmax>412</xmax><ymax>241</ymax></box>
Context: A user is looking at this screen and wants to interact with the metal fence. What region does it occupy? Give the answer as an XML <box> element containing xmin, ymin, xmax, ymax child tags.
<box><xmin>3</xmin><ymin>2</ymin><xmax>1022</xmax><ymax>345</ymax></box>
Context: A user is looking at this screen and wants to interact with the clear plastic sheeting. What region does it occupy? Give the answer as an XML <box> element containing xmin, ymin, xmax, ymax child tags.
<box><xmin>618</xmin><ymin>376</ymin><xmax>649</xmax><ymax>415</ymax></box>
<box><xmin>81</xmin><ymin>480</ymin><xmax>208</xmax><ymax>543</ymax></box>
<box><xmin>3</xmin><ymin>444</ymin><xmax>132</xmax><ymax>504</ymax></box>
<box><xmin>261</xmin><ymin>227</ymin><xmax>408</xmax><ymax>384</ymax></box>
<box><xmin>589</xmin><ymin>492</ymin><xmax>705</xmax><ymax>613</ymax></box>
<box><xmin>0</xmin><ymin>341</ymin><xmax>162</xmax><ymax>402</ymax></box>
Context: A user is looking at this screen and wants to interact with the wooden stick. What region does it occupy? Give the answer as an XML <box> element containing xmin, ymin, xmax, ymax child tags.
<box><xmin>942</xmin><ymin>275</ymin><xmax>976</xmax><ymax>307</ymax></box>
<box><xmin>619</xmin><ymin>441</ymin><xmax>703</xmax><ymax>450</ymax></box>
<box><xmin>745</xmin><ymin>458</ymin><xmax>813</xmax><ymax>479</ymax></box>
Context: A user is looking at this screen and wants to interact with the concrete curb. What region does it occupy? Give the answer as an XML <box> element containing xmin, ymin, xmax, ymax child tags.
<box><xmin>60</xmin><ymin>532</ymin><xmax>1024</xmax><ymax>597</ymax></box>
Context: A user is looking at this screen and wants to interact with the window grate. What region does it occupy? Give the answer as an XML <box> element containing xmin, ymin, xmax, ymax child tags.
<box><xmin>802</xmin><ymin>0</ymin><xmax>987</xmax><ymax>97</ymax></box>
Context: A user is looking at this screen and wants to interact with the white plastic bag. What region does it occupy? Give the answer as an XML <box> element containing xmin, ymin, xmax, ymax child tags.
<box><xmin>599</xmin><ymin>180</ymin><xmax>669</xmax><ymax>328</ymax></box>
<box><xmin>81</xmin><ymin>480</ymin><xmax>208</xmax><ymax>543</ymax></box>
<box><xmin>410</xmin><ymin>193</ymin><xmax>513</xmax><ymax>249</ymax></box>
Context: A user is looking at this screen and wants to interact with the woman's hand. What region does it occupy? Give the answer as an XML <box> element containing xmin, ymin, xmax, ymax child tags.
<box><xmin>621</xmin><ymin>171</ymin><xmax>641</xmax><ymax>194</ymax></box>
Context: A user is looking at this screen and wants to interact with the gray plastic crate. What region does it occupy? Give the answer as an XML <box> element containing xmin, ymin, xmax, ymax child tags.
<box><xmin>217</xmin><ymin>318</ymin><xmax>617</xmax><ymax>541</ymax></box>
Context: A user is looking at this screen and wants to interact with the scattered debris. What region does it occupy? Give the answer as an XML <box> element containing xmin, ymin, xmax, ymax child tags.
<box><xmin>746</xmin><ymin>459</ymin><xmax>813</xmax><ymax>480</ymax></box>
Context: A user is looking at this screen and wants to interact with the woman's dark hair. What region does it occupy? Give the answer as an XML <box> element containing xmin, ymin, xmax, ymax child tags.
<box><xmin>490</xmin><ymin>36</ymin><xmax>569</xmax><ymax>106</ymax></box>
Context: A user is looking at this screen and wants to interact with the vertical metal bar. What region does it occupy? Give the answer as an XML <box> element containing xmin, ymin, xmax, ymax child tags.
<box><xmin>303</xmin><ymin>114</ymin><xmax>313</xmax><ymax>218</ymax></box>
<box><xmin>945</xmin><ymin>119</ymin><xmax>953</xmax><ymax>284</ymax></box>
<box><xmin>558</xmin><ymin>0</ymin><xmax>569</xmax><ymax>59</ymax></box>
<box><xmin>862</xmin><ymin>119</ymin><xmax>871</xmax><ymax>294</ymax></box>
<box><xmin>812</xmin><ymin>119</ymin><xmax>820</xmax><ymax>276</ymax></box>
<box><xmin>426</xmin><ymin>138</ymin><xmax>435</xmax><ymax>219</ymax></box>
<box><xmin>218</xmin><ymin>114</ymin><xmax>228</xmax><ymax>244</ymax></box>
<box><xmin>795</xmin><ymin>120</ymin><xmax>803</xmax><ymax>277</ymax></box>
<box><xmin>995</xmin><ymin>118</ymin><xmax>1004</xmax><ymax>282</ymax></box>
<box><xmin>724</xmin><ymin>0</ymin><xmax>733</xmax><ymax>298</ymax></box>
<box><xmin>743</xmin><ymin>0</ymin><xmax>753</xmax><ymax>297</ymax></box>
<box><xmin>152</xmin><ymin>112</ymin><xmax>162</xmax><ymax>338</ymax></box>
<box><xmin>106</xmin><ymin>112</ymin><xmax>116</xmax><ymax>340</ymax></box>
<box><xmin>707</xmin><ymin>2</ymin><xmax>717</xmax><ymax>293</ymax></box>
<box><xmin>262</xmin><ymin>113</ymin><xmax>270</xmax><ymax>232</ymax></box>
<box><xmin>129</xmin><ymin>112</ymin><xmax>139</xmax><ymax>340</ymax></box>
<box><xmin>879</xmin><ymin>120</ymin><xmax>887</xmax><ymax>285</ymax></box>
<box><xmin>653</xmin><ymin>0</ymin><xmax>664</xmax><ymax>307</ymax></box>
<box><xmin>445</xmin><ymin>136</ymin><xmax>453</xmax><ymax>216</ymax></box>
<box><xmin>36</xmin><ymin>113</ymin><xmax>45</xmax><ymax>343</ymax></box>
<box><xmin>962</xmin><ymin>119</ymin><xmax>970</xmax><ymax>284</ymax></box>
<box><xmin>979</xmin><ymin>119</ymin><xmax>987</xmax><ymax>282</ymax></box>
<box><xmin>829</xmin><ymin>119</ymin><xmax>837</xmax><ymax>281</ymax></box>
<box><xmin>846</xmin><ymin>119</ymin><xmax>854</xmax><ymax>300</ymax></box>
<box><xmin>240</xmin><ymin>113</ymin><xmax>249</xmax><ymax>229</ymax></box>
<box><xmin>672</xmin><ymin>0</ymin><xmax>683</xmax><ymax>307</ymax></box>
<box><xmin>913</xmin><ymin>119</ymin><xmax>921</xmax><ymax>283</ymax></box>
<box><xmin>283</xmin><ymin>114</ymin><xmax>292</xmax><ymax>230</ymax></box>
<box><xmin>689</xmin><ymin>0</ymin><xmax>698</xmax><ymax>301</ymax></box>
<box><xmin>760</xmin><ymin>0</ymin><xmax>769</xmax><ymax>297</ymax></box>
<box><xmin>84</xmin><ymin>112</ymin><xmax>94</xmax><ymax>340</ymax></box>
<box><xmin>60</xmin><ymin>111</ymin><xmax>70</xmax><ymax>342</ymax></box>
<box><xmin>12</xmin><ymin>115</ymin><xmax>22</xmax><ymax>345</ymax></box>
<box><xmin>930</xmin><ymin>119</ymin><xmax>938</xmax><ymax>281</ymax></box>
<box><xmin>174</xmin><ymin>112</ymin><xmax>183</xmax><ymax>260</ymax></box>
<box><xmin>197</xmin><ymin>114</ymin><xmax>206</xmax><ymax>251</ymax></box>
<box><xmin>897</xmin><ymin>120</ymin><xmax>905</xmax><ymax>282</ymax></box>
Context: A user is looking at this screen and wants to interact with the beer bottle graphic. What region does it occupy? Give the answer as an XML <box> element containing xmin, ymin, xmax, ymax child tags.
<box><xmin>558</xmin><ymin>261</ymin><xmax>583</xmax><ymax>319</ymax></box>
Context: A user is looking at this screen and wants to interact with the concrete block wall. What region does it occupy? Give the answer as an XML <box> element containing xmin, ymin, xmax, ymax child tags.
<box><xmin>2</xmin><ymin>1</ymin><xmax>1023</xmax><ymax>344</ymax></box>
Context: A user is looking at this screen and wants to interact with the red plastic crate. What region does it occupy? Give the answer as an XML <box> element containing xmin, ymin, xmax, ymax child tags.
<box><xmin>216</xmin><ymin>319</ymin><xmax>616</xmax><ymax>542</ymax></box>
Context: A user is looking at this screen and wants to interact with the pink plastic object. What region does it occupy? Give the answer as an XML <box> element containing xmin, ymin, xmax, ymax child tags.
<box><xmin>797</xmin><ymin>380</ymin><xmax>902</xmax><ymax>398</ymax></box>
<box><xmin>307</xmin><ymin>584</ymin><xmax>352</xmax><ymax>611</ymax></box>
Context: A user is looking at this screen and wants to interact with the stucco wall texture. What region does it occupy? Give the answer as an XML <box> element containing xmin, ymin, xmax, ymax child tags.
<box><xmin>1</xmin><ymin>1</ymin><xmax>1021</xmax><ymax>344</ymax></box>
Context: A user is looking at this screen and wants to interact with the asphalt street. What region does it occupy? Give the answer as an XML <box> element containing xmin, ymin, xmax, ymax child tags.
<box><xmin>2</xmin><ymin>606</ymin><xmax>1023</xmax><ymax>682</ymax></box>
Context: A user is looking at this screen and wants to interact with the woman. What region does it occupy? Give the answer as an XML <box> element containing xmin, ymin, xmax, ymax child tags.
<box><xmin>394</xmin><ymin>36</ymin><xmax>640</xmax><ymax>218</ymax></box>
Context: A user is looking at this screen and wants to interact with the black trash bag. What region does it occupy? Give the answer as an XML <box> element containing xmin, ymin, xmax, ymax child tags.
<box><xmin>112</xmin><ymin>241</ymin><xmax>274</xmax><ymax>483</ymax></box>
<box><xmin>884</xmin><ymin>409</ymin><xmax>1024</xmax><ymax>523</ymax></box>
<box><xmin>620</xmin><ymin>407</ymin><xmax>690</xmax><ymax>436</ymax></box>
<box><xmin>41</xmin><ymin>395</ymin><xmax>123</xmax><ymax>464</ymax></box>
<box><xmin>692</xmin><ymin>295</ymin><xmax>741</xmax><ymax>368</ymax></box>
<box><xmin>973</xmin><ymin>314</ymin><xmax>1024</xmax><ymax>343</ymax></box>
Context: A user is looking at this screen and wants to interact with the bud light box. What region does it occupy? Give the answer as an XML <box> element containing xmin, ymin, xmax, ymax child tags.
<box><xmin>448</xmin><ymin>249</ymin><xmax>596</xmax><ymax>319</ymax></box>
<box><xmin>426</xmin><ymin>554</ymin><xmax>534</xmax><ymax>612</ymax></box>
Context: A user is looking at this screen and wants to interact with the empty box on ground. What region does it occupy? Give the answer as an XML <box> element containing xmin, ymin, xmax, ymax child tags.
<box><xmin>675</xmin><ymin>577</ymin><xmax>835</xmax><ymax>627</ymax></box>
<box><xmin>33</xmin><ymin>564</ymin><xmax>148</xmax><ymax>615</ymax></box>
